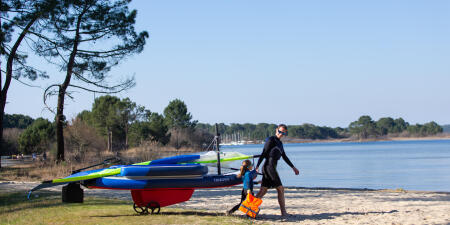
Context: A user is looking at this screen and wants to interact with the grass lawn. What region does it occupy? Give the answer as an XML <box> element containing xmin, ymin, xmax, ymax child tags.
<box><xmin>0</xmin><ymin>191</ymin><xmax>256</xmax><ymax>225</ymax></box>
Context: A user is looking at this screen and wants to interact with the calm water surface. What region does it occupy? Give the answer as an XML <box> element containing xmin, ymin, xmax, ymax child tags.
<box><xmin>221</xmin><ymin>139</ymin><xmax>450</xmax><ymax>192</ymax></box>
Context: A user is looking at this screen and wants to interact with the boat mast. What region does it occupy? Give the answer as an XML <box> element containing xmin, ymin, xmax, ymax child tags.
<box><xmin>215</xmin><ymin>123</ymin><xmax>221</xmax><ymax>175</ymax></box>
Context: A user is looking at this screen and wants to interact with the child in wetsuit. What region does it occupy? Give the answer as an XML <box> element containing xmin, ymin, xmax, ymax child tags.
<box><xmin>227</xmin><ymin>159</ymin><xmax>256</xmax><ymax>215</ymax></box>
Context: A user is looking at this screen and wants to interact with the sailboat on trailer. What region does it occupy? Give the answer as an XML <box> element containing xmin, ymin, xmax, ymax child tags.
<box><xmin>28</xmin><ymin>124</ymin><xmax>259</xmax><ymax>214</ymax></box>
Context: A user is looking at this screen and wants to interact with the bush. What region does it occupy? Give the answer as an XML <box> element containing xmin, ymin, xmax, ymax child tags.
<box><xmin>168</xmin><ymin>128</ymin><xmax>214</xmax><ymax>149</ymax></box>
<box><xmin>18</xmin><ymin>118</ymin><xmax>54</xmax><ymax>154</ymax></box>
<box><xmin>64</xmin><ymin>118</ymin><xmax>106</xmax><ymax>162</ymax></box>
<box><xmin>2</xmin><ymin>128</ymin><xmax>24</xmax><ymax>155</ymax></box>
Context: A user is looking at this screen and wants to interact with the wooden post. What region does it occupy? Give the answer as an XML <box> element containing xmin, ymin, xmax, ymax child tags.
<box><xmin>215</xmin><ymin>123</ymin><xmax>221</xmax><ymax>175</ymax></box>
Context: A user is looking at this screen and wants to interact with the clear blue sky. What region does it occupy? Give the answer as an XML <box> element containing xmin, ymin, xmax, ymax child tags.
<box><xmin>3</xmin><ymin>0</ymin><xmax>450</xmax><ymax>127</ymax></box>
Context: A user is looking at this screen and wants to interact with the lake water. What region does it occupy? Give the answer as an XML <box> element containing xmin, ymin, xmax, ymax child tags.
<box><xmin>221</xmin><ymin>139</ymin><xmax>450</xmax><ymax>192</ymax></box>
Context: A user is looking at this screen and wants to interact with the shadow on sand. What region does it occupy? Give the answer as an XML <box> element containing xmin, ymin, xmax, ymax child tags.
<box><xmin>91</xmin><ymin>208</ymin><xmax>400</xmax><ymax>223</ymax></box>
<box><xmin>257</xmin><ymin>210</ymin><xmax>399</xmax><ymax>222</ymax></box>
<box><xmin>91</xmin><ymin>210</ymin><xmax>225</xmax><ymax>218</ymax></box>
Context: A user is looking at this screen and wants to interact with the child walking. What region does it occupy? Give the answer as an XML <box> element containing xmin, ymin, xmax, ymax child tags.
<box><xmin>227</xmin><ymin>159</ymin><xmax>257</xmax><ymax>215</ymax></box>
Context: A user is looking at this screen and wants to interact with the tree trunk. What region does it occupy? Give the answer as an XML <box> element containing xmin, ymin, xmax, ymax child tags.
<box><xmin>110</xmin><ymin>130</ymin><xmax>113</xmax><ymax>151</ymax></box>
<box><xmin>106</xmin><ymin>129</ymin><xmax>110</xmax><ymax>151</ymax></box>
<box><xmin>55</xmin><ymin>86</ymin><xmax>66</xmax><ymax>161</ymax></box>
<box><xmin>175</xmin><ymin>129</ymin><xmax>180</xmax><ymax>149</ymax></box>
<box><xmin>0</xmin><ymin>104</ymin><xmax>4</xmax><ymax>169</ymax></box>
<box><xmin>55</xmin><ymin>12</ymin><xmax>84</xmax><ymax>162</ymax></box>
<box><xmin>0</xmin><ymin>16</ymin><xmax>39</xmax><ymax>168</ymax></box>
<box><xmin>106</xmin><ymin>129</ymin><xmax>112</xmax><ymax>151</ymax></box>
<box><xmin>125</xmin><ymin>122</ymin><xmax>128</xmax><ymax>150</ymax></box>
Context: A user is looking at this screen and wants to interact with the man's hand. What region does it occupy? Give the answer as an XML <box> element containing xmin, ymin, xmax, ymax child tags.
<box><xmin>293</xmin><ymin>167</ymin><xmax>300</xmax><ymax>175</ymax></box>
<box><xmin>255</xmin><ymin>166</ymin><xmax>259</xmax><ymax>173</ymax></box>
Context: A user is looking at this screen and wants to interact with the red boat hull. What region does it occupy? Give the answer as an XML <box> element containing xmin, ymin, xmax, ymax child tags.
<box><xmin>131</xmin><ymin>188</ymin><xmax>195</xmax><ymax>208</ymax></box>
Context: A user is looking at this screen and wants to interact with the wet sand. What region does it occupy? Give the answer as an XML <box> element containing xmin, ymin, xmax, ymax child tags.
<box><xmin>2</xmin><ymin>181</ymin><xmax>449</xmax><ymax>225</ymax></box>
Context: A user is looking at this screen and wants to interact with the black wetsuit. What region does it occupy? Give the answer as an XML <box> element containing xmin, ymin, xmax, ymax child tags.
<box><xmin>256</xmin><ymin>136</ymin><xmax>295</xmax><ymax>188</ymax></box>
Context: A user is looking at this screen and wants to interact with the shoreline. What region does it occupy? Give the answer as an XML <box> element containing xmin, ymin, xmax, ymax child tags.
<box><xmin>223</xmin><ymin>134</ymin><xmax>450</xmax><ymax>145</ymax></box>
<box><xmin>287</xmin><ymin>135</ymin><xmax>450</xmax><ymax>144</ymax></box>
<box><xmin>282</xmin><ymin>186</ymin><xmax>450</xmax><ymax>194</ymax></box>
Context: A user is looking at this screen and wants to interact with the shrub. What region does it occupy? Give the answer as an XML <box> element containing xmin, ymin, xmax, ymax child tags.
<box><xmin>18</xmin><ymin>118</ymin><xmax>54</xmax><ymax>154</ymax></box>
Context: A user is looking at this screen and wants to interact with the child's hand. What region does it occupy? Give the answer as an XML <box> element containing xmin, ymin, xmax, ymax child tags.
<box><xmin>247</xmin><ymin>189</ymin><xmax>251</xmax><ymax>194</ymax></box>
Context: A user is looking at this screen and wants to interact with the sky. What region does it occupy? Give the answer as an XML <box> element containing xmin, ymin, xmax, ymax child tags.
<box><xmin>3</xmin><ymin>0</ymin><xmax>450</xmax><ymax>127</ymax></box>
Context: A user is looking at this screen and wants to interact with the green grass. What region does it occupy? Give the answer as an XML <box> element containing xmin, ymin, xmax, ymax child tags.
<box><xmin>0</xmin><ymin>191</ymin><xmax>255</xmax><ymax>225</ymax></box>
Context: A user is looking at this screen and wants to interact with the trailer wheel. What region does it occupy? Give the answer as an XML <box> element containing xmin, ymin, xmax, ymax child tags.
<box><xmin>147</xmin><ymin>201</ymin><xmax>160</xmax><ymax>214</ymax></box>
<box><xmin>133</xmin><ymin>203</ymin><xmax>148</xmax><ymax>215</ymax></box>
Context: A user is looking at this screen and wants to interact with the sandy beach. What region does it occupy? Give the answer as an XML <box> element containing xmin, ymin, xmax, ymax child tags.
<box><xmin>1</xmin><ymin>181</ymin><xmax>449</xmax><ymax>225</ymax></box>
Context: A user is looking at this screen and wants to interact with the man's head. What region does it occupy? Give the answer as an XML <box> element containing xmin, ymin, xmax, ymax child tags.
<box><xmin>276</xmin><ymin>124</ymin><xmax>288</xmax><ymax>139</ymax></box>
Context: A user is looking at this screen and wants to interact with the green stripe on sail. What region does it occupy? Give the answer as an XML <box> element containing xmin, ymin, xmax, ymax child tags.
<box><xmin>192</xmin><ymin>155</ymin><xmax>253</xmax><ymax>164</ymax></box>
<box><xmin>52</xmin><ymin>168</ymin><xmax>121</xmax><ymax>183</ymax></box>
<box><xmin>132</xmin><ymin>161</ymin><xmax>152</xmax><ymax>165</ymax></box>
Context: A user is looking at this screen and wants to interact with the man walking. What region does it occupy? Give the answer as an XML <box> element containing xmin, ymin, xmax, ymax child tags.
<box><xmin>255</xmin><ymin>124</ymin><xmax>300</xmax><ymax>217</ymax></box>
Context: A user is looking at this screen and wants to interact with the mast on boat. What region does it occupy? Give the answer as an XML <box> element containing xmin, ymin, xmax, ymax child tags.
<box><xmin>215</xmin><ymin>123</ymin><xmax>221</xmax><ymax>175</ymax></box>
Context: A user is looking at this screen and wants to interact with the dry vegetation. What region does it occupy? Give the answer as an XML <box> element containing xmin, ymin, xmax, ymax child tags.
<box><xmin>2</xmin><ymin>128</ymin><xmax>24</xmax><ymax>155</ymax></box>
<box><xmin>0</xmin><ymin>144</ymin><xmax>202</xmax><ymax>182</ymax></box>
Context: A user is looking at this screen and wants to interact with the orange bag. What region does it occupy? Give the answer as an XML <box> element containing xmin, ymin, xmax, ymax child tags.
<box><xmin>239</xmin><ymin>192</ymin><xmax>263</xmax><ymax>218</ymax></box>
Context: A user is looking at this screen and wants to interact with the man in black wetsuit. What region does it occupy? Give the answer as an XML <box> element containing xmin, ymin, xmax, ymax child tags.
<box><xmin>255</xmin><ymin>124</ymin><xmax>299</xmax><ymax>217</ymax></box>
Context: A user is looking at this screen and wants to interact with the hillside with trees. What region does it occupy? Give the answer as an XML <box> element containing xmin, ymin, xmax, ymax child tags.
<box><xmin>197</xmin><ymin>115</ymin><xmax>444</xmax><ymax>143</ymax></box>
<box><xmin>197</xmin><ymin>123</ymin><xmax>345</xmax><ymax>142</ymax></box>
<box><xmin>348</xmin><ymin>116</ymin><xmax>442</xmax><ymax>139</ymax></box>
<box><xmin>442</xmin><ymin>125</ymin><xmax>450</xmax><ymax>133</ymax></box>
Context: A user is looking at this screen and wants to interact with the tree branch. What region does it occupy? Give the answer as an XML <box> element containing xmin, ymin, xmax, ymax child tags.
<box><xmin>43</xmin><ymin>84</ymin><xmax>60</xmax><ymax>114</ymax></box>
<box><xmin>77</xmin><ymin>45</ymin><xmax>133</xmax><ymax>55</ymax></box>
<box><xmin>68</xmin><ymin>83</ymin><xmax>133</xmax><ymax>94</ymax></box>
<box><xmin>13</xmin><ymin>77</ymin><xmax>42</xmax><ymax>88</ymax></box>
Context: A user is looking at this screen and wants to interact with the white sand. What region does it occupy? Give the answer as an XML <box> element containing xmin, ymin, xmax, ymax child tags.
<box><xmin>2</xmin><ymin>181</ymin><xmax>449</xmax><ymax>225</ymax></box>
<box><xmin>180</xmin><ymin>187</ymin><xmax>450</xmax><ymax>225</ymax></box>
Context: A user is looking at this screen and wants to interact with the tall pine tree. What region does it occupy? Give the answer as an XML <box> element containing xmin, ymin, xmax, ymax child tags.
<box><xmin>29</xmin><ymin>0</ymin><xmax>148</xmax><ymax>161</ymax></box>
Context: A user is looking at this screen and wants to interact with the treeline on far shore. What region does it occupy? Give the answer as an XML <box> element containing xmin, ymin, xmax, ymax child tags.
<box><xmin>2</xmin><ymin>97</ymin><xmax>445</xmax><ymax>159</ymax></box>
<box><xmin>197</xmin><ymin>116</ymin><xmax>444</xmax><ymax>142</ymax></box>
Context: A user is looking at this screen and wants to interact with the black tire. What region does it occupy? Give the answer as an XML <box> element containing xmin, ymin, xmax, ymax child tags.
<box><xmin>146</xmin><ymin>201</ymin><xmax>160</xmax><ymax>214</ymax></box>
<box><xmin>133</xmin><ymin>203</ymin><xmax>148</xmax><ymax>215</ymax></box>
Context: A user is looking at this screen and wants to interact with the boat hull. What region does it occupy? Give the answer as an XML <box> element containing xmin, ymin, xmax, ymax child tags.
<box><xmin>119</xmin><ymin>164</ymin><xmax>208</xmax><ymax>177</ymax></box>
<box><xmin>131</xmin><ymin>189</ymin><xmax>195</xmax><ymax>208</ymax></box>
<box><xmin>85</xmin><ymin>174</ymin><xmax>242</xmax><ymax>190</ymax></box>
